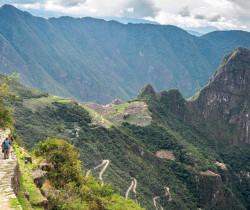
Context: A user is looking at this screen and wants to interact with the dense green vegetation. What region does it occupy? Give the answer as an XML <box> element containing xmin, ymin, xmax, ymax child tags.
<box><xmin>10</xmin><ymin>76</ymin><xmax>249</xmax><ymax>209</ymax></box>
<box><xmin>0</xmin><ymin>45</ymin><xmax>247</xmax><ymax>209</ymax></box>
<box><xmin>0</xmin><ymin>74</ymin><xmax>18</xmax><ymax>129</ymax></box>
<box><xmin>1</xmin><ymin>5</ymin><xmax>250</xmax><ymax>103</ymax></box>
<box><xmin>14</xmin><ymin>142</ymin><xmax>45</xmax><ymax>210</ymax></box>
<box><xmin>13</xmin><ymin>139</ymin><xmax>142</xmax><ymax>209</ymax></box>
<box><xmin>35</xmin><ymin>138</ymin><xmax>142</xmax><ymax>209</ymax></box>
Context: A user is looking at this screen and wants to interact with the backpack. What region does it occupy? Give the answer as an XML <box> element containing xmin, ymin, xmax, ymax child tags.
<box><xmin>4</xmin><ymin>140</ymin><xmax>10</xmax><ymax>149</ymax></box>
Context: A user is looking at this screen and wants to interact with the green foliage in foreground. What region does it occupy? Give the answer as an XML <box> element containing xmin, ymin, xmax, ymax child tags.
<box><xmin>0</xmin><ymin>74</ymin><xmax>18</xmax><ymax>129</ymax></box>
<box><xmin>35</xmin><ymin>138</ymin><xmax>143</xmax><ymax>209</ymax></box>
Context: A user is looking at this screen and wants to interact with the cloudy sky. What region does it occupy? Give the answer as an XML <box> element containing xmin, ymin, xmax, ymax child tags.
<box><xmin>1</xmin><ymin>0</ymin><xmax>250</xmax><ymax>31</ymax></box>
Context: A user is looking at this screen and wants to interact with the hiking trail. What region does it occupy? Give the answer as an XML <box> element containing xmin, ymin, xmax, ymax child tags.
<box><xmin>153</xmin><ymin>187</ymin><xmax>172</xmax><ymax>210</ymax></box>
<box><xmin>86</xmin><ymin>160</ymin><xmax>110</xmax><ymax>185</ymax></box>
<box><xmin>0</xmin><ymin>129</ymin><xmax>22</xmax><ymax>209</ymax></box>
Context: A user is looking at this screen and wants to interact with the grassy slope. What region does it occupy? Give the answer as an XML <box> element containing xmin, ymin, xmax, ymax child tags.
<box><xmin>13</xmin><ymin>142</ymin><xmax>48</xmax><ymax>210</ymax></box>
<box><xmin>10</xmin><ymin>81</ymin><xmax>249</xmax><ymax>209</ymax></box>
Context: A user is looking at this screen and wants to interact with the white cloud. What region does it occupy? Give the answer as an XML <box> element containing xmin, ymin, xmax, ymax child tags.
<box><xmin>1</xmin><ymin>0</ymin><xmax>250</xmax><ymax>31</ymax></box>
<box><xmin>208</xmin><ymin>14</ymin><xmax>222</xmax><ymax>22</ymax></box>
<box><xmin>20</xmin><ymin>0</ymin><xmax>159</xmax><ymax>18</ymax></box>
<box><xmin>194</xmin><ymin>14</ymin><xmax>206</xmax><ymax>20</ymax></box>
<box><xmin>150</xmin><ymin>0</ymin><xmax>250</xmax><ymax>31</ymax></box>
<box><xmin>127</xmin><ymin>7</ymin><xmax>134</xmax><ymax>13</ymax></box>
<box><xmin>178</xmin><ymin>5</ymin><xmax>190</xmax><ymax>17</ymax></box>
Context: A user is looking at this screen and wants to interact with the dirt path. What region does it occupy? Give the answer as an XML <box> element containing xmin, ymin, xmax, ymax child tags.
<box><xmin>0</xmin><ymin>129</ymin><xmax>22</xmax><ymax>210</ymax></box>
<box><xmin>85</xmin><ymin>169</ymin><xmax>91</xmax><ymax>177</ymax></box>
<box><xmin>125</xmin><ymin>179</ymin><xmax>134</xmax><ymax>199</ymax></box>
<box><xmin>153</xmin><ymin>187</ymin><xmax>172</xmax><ymax>210</ymax></box>
<box><xmin>98</xmin><ymin>160</ymin><xmax>109</xmax><ymax>185</ymax></box>
<box><xmin>125</xmin><ymin>178</ymin><xmax>137</xmax><ymax>202</ymax></box>
<box><xmin>86</xmin><ymin>160</ymin><xmax>110</xmax><ymax>185</ymax></box>
<box><xmin>153</xmin><ymin>196</ymin><xmax>161</xmax><ymax>210</ymax></box>
<box><xmin>132</xmin><ymin>178</ymin><xmax>137</xmax><ymax>200</ymax></box>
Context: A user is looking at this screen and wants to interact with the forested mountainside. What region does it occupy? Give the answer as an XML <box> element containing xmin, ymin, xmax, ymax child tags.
<box><xmin>10</xmin><ymin>47</ymin><xmax>250</xmax><ymax>209</ymax></box>
<box><xmin>1</xmin><ymin>5</ymin><xmax>250</xmax><ymax>104</ymax></box>
<box><xmin>190</xmin><ymin>47</ymin><xmax>250</xmax><ymax>145</ymax></box>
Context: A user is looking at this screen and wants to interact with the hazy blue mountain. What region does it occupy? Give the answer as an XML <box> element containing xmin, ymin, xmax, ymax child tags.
<box><xmin>182</xmin><ymin>26</ymin><xmax>219</xmax><ymax>35</ymax></box>
<box><xmin>104</xmin><ymin>17</ymin><xmax>159</xmax><ymax>24</ymax></box>
<box><xmin>186</xmin><ymin>30</ymin><xmax>204</xmax><ymax>36</ymax></box>
<box><xmin>0</xmin><ymin>4</ymin><xmax>250</xmax><ymax>104</ymax></box>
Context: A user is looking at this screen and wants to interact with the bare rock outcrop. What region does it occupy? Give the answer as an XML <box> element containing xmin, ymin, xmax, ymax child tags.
<box><xmin>32</xmin><ymin>170</ymin><xmax>47</xmax><ymax>188</ymax></box>
<box><xmin>192</xmin><ymin>47</ymin><xmax>250</xmax><ymax>144</ymax></box>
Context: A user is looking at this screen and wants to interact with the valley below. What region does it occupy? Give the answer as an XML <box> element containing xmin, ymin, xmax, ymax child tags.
<box><xmin>0</xmin><ymin>4</ymin><xmax>249</xmax><ymax>209</ymax></box>
<box><xmin>7</xmin><ymin>47</ymin><xmax>250</xmax><ymax>209</ymax></box>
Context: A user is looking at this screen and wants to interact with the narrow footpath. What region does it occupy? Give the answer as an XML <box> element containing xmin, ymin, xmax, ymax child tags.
<box><xmin>0</xmin><ymin>129</ymin><xmax>22</xmax><ymax>210</ymax></box>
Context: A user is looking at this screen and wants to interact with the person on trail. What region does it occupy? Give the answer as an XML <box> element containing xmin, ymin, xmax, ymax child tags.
<box><xmin>3</xmin><ymin>138</ymin><xmax>11</xmax><ymax>159</ymax></box>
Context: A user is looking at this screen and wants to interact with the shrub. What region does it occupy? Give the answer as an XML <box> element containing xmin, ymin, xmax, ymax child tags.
<box><xmin>35</xmin><ymin>138</ymin><xmax>143</xmax><ymax>209</ymax></box>
<box><xmin>0</xmin><ymin>74</ymin><xmax>18</xmax><ymax>129</ymax></box>
<box><xmin>35</xmin><ymin>138</ymin><xmax>81</xmax><ymax>188</ymax></box>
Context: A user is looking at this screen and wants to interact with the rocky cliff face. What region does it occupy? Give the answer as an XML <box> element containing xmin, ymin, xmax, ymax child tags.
<box><xmin>192</xmin><ymin>47</ymin><xmax>250</xmax><ymax>144</ymax></box>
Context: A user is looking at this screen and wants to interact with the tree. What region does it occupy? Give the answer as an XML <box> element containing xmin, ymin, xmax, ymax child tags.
<box><xmin>0</xmin><ymin>73</ymin><xmax>18</xmax><ymax>129</ymax></box>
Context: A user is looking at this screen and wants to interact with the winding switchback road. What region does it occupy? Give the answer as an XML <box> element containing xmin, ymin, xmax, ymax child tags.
<box><xmin>125</xmin><ymin>178</ymin><xmax>138</xmax><ymax>202</ymax></box>
<box><xmin>98</xmin><ymin>160</ymin><xmax>109</xmax><ymax>185</ymax></box>
<box><xmin>86</xmin><ymin>160</ymin><xmax>110</xmax><ymax>185</ymax></box>
<box><xmin>132</xmin><ymin>178</ymin><xmax>137</xmax><ymax>195</ymax></box>
<box><xmin>153</xmin><ymin>187</ymin><xmax>172</xmax><ymax>210</ymax></box>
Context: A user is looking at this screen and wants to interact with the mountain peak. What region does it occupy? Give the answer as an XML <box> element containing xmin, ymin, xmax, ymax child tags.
<box><xmin>0</xmin><ymin>4</ymin><xmax>32</xmax><ymax>18</ymax></box>
<box><xmin>234</xmin><ymin>46</ymin><xmax>249</xmax><ymax>52</ymax></box>
<box><xmin>212</xmin><ymin>47</ymin><xmax>250</xmax><ymax>80</ymax></box>
<box><xmin>0</xmin><ymin>4</ymin><xmax>23</xmax><ymax>18</ymax></box>
<box><xmin>225</xmin><ymin>46</ymin><xmax>250</xmax><ymax>62</ymax></box>
<box><xmin>0</xmin><ymin>4</ymin><xmax>18</xmax><ymax>11</ymax></box>
<box><xmin>194</xmin><ymin>47</ymin><xmax>250</xmax><ymax>144</ymax></box>
<box><xmin>223</xmin><ymin>46</ymin><xmax>249</xmax><ymax>62</ymax></box>
<box><xmin>137</xmin><ymin>84</ymin><xmax>156</xmax><ymax>99</ymax></box>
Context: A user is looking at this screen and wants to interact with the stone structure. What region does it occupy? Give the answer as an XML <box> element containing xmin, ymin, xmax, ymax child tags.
<box><xmin>32</xmin><ymin>170</ymin><xmax>48</xmax><ymax>188</ymax></box>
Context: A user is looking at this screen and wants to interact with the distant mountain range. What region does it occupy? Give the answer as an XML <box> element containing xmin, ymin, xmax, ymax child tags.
<box><xmin>103</xmin><ymin>17</ymin><xmax>159</xmax><ymax>25</ymax></box>
<box><xmin>182</xmin><ymin>26</ymin><xmax>220</xmax><ymax>36</ymax></box>
<box><xmin>0</xmin><ymin>4</ymin><xmax>250</xmax><ymax>104</ymax></box>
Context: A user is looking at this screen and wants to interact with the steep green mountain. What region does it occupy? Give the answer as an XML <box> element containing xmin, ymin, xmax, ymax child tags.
<box><xmin>10</xmin><ymin>47</ymin><xmax>250</xmax><ymax>209</ymax></box>
<box><xmin>190</xmin><ymin>47</ymin><xmax>250</xmax><ymax>145</ymax></box>
<box><xmin>1</xmin><ymin>5</ymin><xmax>250</xmax><ymax>104</ymax></box>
